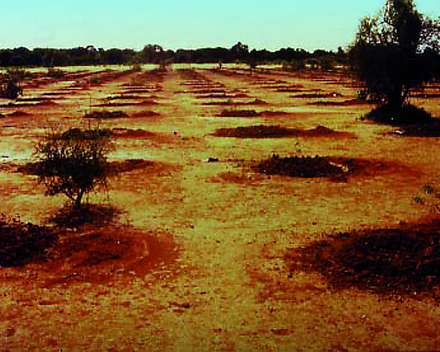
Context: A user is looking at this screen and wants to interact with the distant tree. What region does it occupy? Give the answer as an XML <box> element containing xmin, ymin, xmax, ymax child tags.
<box><xmin>350</xmin><ymin>0</ymin><xmax>440</xmax><ymax>123</ymax></box>
<box><xmin>34</xmin><ymin>126</ymin><xmax>114</xmax><ymax>210</ymax></box>
<box><xmin>142</xmin><ymin>44</ymin><xmax>164</xmax><ymax>63</ymax></box>
<box><xmin>0</xmin><ymin>69</ymin><xmax>24</xmax><ymax>99</ymax></box>
<box><xmin>230</xmin><ymin>42</ymin><xmax>249</xmax><ymax>61</ymax></box>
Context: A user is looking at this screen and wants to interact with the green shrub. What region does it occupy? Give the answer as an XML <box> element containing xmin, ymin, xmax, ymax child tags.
<box><xmin>34</xmin><ymin>126</ymin><xmax>114</xmax><ymax>210</ymax></box>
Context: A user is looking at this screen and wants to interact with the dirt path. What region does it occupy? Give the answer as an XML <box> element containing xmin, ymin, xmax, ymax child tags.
<box><xmin>0</xmin><ymin>66</ymin><xmax>440</xmax><ymax>350</ymax></box>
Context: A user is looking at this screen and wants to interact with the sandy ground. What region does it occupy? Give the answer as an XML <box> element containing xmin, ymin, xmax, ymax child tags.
<box><xmin>0</xmin><ymin>66</ymin><xmax>440</xmax><ymax>351</ymax></box>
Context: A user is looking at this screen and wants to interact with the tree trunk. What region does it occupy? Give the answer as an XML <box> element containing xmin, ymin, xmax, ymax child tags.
<box><xmin>73</xmin><ymin>190</ymin><xmax>84</xmax><ymax>210</ymax></box>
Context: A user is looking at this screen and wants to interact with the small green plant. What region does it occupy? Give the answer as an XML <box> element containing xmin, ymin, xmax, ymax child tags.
<box><xmin>34</xmin><ymin>125</ymin><xmax>114</xmax><ymax>210</ymax></box>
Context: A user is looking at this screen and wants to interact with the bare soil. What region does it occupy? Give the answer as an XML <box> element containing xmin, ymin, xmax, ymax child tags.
<box><xmin>1</xmin><ymin>66</ymin><xmax>440</xmax><ymax>351</ymax></box>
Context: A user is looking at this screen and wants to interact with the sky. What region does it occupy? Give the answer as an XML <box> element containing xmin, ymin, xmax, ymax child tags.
<box><xmin>1</xmin><ymin>0</ymin><xmax>439</xmax><ymax>52</ymax></box>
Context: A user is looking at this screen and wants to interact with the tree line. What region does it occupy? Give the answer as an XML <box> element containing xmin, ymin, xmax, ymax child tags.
<box><xmin>0</xmin><ymin>42</ymin><xmax>347</xmax><ymax>68</ymax></box>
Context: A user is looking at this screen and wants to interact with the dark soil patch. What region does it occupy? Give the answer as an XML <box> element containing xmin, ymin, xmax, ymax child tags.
<box><xmin>111</xmin><ymin>128</ymin><xmax>157</xmax><ymax>139</ymax></box>
<box><xmin>36</xmin><ymin>100</ymin><xmax>58</xmax><ymax>106</ymax></box>
<box><xmin>8</xmin><ymin>111</ymin><xmax>31</xmax><ymax>117</ymax></box>
<box><xmin>214</xmin><ymin>125</ymin><xmax>297</xmax><ymax>138</ymax></box>
<box><xmin>275</xmin><ymin>85</ymin><xmax>304</xmax><ymax>92</ymax></box>
<box><xmin>108</xmin><ymin>159</ymin><xmax>156</xmax><ymax>174</ymax></box>
<box><xmin>137</xmin><ymin>99</ymin><xmax>159</xmax><ymax>106</ymax></box>
<box><xmin>41</xmin><ymin>91</ymin><xmax>73</xmax><ymax>96</ymax></box>
<box><xmin>203</xmin><ymin>98</ymin><xmax>267</xmax><ymax>106</ymax></box>
<box><xmin>291</xmin><ymin>92</ymin><xmax>343</xmax><ymax>99</ymax></box>
<box><xmin>48</xmin><ymin>203</ymin><xmax>121</xmax><ymax>228</ymax></box>
<box><xmin>216</xmin><ymin>109</ymin><xmax>262</xmax><ymax>117</ymax></box>
<box><xmin>255</xmin><ymin>155</ymin><xmax>399</xmax><ymax>180</ymax></box>
<box><xmin>364</xmin><ymin>104</ymin><xmax>432</xmax><ymax>125</ymax></box>
<box><xmin>389</xmin><ymin>120</ymin><xmax>440</xmax><ymax>137</ymax></box>
<box><xmin>191</xmin><ymin>89</ymin><xmax>226</xmax><ymax>94</ymax></box>
<box><xmin>214</xmin><ymin>125</ymin><xmax>354</xmax><ymax>139</ymax></box>
<box><xmin>256</xmin><ymin>155</ymin><xmax>345</xmax><ymax>178</ymax></box>
<box><xmin>310</xmin><ymin>99</ymin><xmax>368</xmax><ymax>106</ymax></box>
<box><xmin>18</xmin><ymin>159</ymin><xmax>155</xmax><ymax>177</ymax></box>
<box><xmin>131</xmin><ymin>110</ymin><xmax>161</xmax><ymax>118</ymax></box>
<box><xmin>0</xmin><ymin>216</ymin><xmax>58</xmax><ymax>267</ymax></box>
<box><xmin>285</xmin><ymin>221</ymin><xmax>440</xmax><ymax>297</ymax></box>
<box><xmin>105</xmin><ymin>94</ymin><xmax>149</xmax><ymax>100</ymax></box>
<box><xmin>84</xmin><ymin>110</ymin><xmax>129</xmax><ymax>119</ymax></box>
<box><xmin>119</xmin><ymin>89</ymin><xmax>156</xmax><ymax>94</ymax></box>
<box><xmin>195</xmin><ymin>93</ymin><xmax>247</xmax><ymax>99</ymax></box>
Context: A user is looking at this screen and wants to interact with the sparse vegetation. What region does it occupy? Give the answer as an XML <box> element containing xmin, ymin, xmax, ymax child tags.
<box><xmin>33</xmin><ymin>126</ymin><xmax>114</xmax><ymax>210</ymax></box>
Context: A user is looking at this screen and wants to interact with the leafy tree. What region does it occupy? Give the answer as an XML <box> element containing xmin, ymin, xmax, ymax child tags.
<box><xmin>350</xmin><ymin>0</ymin><xmax>440</xmax><ymax>122</ymax></box>
<box><xmin>34</xmin><ymin>126</ymin><xmax>114</xmax><ymax>210</ymax></box>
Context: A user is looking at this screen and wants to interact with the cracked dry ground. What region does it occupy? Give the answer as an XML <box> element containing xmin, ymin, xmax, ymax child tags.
<box><xmin>1</xmin><ymin>66</ymin><xmax>440</xmax><ymax>350</ymax></box>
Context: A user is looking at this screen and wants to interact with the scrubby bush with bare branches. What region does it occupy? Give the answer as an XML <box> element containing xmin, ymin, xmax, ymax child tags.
<box><xmin>33</xmin><ymin>126</ymin><xmax>114</xmax><ymax>210</ymax></box>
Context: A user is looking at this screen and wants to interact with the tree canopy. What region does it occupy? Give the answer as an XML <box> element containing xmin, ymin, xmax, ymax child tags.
<box><xmin>350</xmin><ymin>0</ymin><xmax>440</xmax><ymax>122</ymax></box>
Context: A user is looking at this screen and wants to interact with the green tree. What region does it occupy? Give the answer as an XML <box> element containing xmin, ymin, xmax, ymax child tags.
<box><xmin>34</xmin><ymin>126</ymin><xmax>114</xmax><ymax>210</ymax></box>
<box><xmin>350</xmin><ymin>0</ymin><xmax>440</xmax><ymax>122</ymax></box>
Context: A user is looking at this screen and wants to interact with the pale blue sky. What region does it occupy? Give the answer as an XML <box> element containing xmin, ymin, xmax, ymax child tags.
<box><xmin>1</xmin><ymin>0</ymin><xmax>438</xmax><ymax>51</ymax></box>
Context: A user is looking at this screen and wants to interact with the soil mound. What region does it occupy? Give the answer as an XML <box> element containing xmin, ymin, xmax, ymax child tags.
<box><xmin>131</xmin><ymin>110</ymin><xmax>161</xmax><ymax>118</ymax></box>
<box><xmin>310</xmin><ymin>99</ymin><xmax>366</xmax><ymax>106</ymax></box>
<box><xmin>255</xmin><ymin>155</ymin><xmax>397</xmax><ymax>179</ymax></box>
<box><xmin>256</xmin><ymin>155</ymin><xmax>344</xmax><ymax>178</ymax></box>
<box><xmin>291</xmin><ymin>92</ymin><xmax>343</xmax><ymax>99</ymax></box>
<box><xmin>0</xmin><ymin>216</ymin><xmax>58</xmax><ymax>267</ymax></box>
<box><xmin>364</xmin><ymin>104</ymin><xmax>432</xmax><ymax>125</ymax></box>
<box><xmin>84</xmin><ymin>110</ymin><xmax>129</xmax><ymax>119</ymax></box>
<box><xmin>391</xmin><ymin>120</ymin><xmax>440</xmax><ymax>137</ymax></box>
<box><xmin>39</xmin><ymin>226</ymin><xmax>178</xmax><ymax>287</ymax></box>
<box><xmin>36</xmin><ymin>100</ymin><xmax>58</xmax><ymax>106</ymax></box>
<box><xmin>203</xmin><ymin>98</ymin><xmax>267</xmax><ymax>106</ymax></box>
<box><xmin>214</xmin><ymin>125</ymin><xmax>354</xmax><ymax>139</ymax></box>
<box><xmin>8</xmin><ymin>110</ymin><xmax>31</xmax><ymax>117</ymax></box>
<box><xmin>214</xmin><ymin>125</ymin><xmax>298</xmax><ymax>138</ymax></box>
<box><xmin>286</xmin><ymin>221</ymin><xmax>440</xmax><ymax>297</ymax></box>
<box><xmin>111</xmin><ymin>128</ymin><xmax>157</xmax><ymax>139</ymax></box>
<box><xmin>216</xmin><ymin>109</ymin><xmax>261</xmax><ymax>117</ymax></box>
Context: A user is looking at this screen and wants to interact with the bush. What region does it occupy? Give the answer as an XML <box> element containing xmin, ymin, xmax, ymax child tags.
<box><xmin>33</xmin><ymin>126</ymin><xmax>114</xmax><ymax>210</ymax></box>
